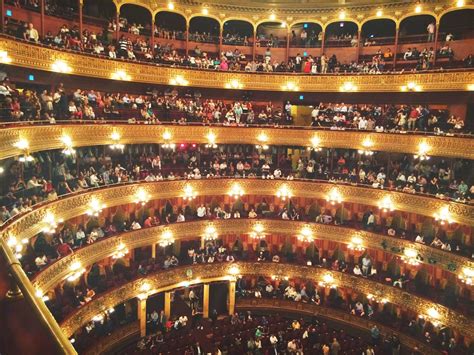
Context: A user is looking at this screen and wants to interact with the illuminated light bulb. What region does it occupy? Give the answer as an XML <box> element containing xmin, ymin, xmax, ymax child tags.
<box><xmin>459</xmin><ymin>267</ymin><xmax>473</xmax><ymax>285</ymax></box>
<box><xmin>228</xmin><ymin>265</ymin><xmax>240</xmax><ymax>276</ymax></box>
<box><xmin>402</xmin><ymin>248</ymin><xmax>420</xmax><ymax>266</ymax></box>
<box><xmin>339</xmin><ymin>11</ymin><xmax>346</xmax><ymax>20</ymax></box>
<box><xmin>269</xmin><ymin>13</ymin><xmax>276</xmax><ymax>21</ymax></box>
<box><xmin>378</xmin><ymin>196</ymin><xmax>395</xmax><ymax>212</ymax></box>
<box><xmin>205</xmin><ymin>131</ymin><xmax>217</xmax><ymax>148</ymax></box>
<box><xmin>14</xmin><ymin>139</ymin><xmax>29</xmax><ymax>150</ymax></box>
<box><xmin>51</xmin><ymin>59</ymin><xmax>72</xmax><ymax>73</ymax></box>
<box><xmin>112</xmin><ymin>243</ymin><xmax>129</xmax><ymax>259</ymax></box>
<box><xmin>0</xmin><ymin>50</ymin><xmax>12</xmax><ymax>63</ymax></box>
<box><xmin>202</xmin><ymin>7</ymin><xmax>209</xmax><ymax>15</ymax></box>
<box><xmin>203</xmin><ymin>225</ymin><xmax>218</xmax><ymax>241</ymax></box>
<box><xmin>92</xmin><ymin>314</ymin><xmax>104</xmax><ymax>322</ymax></box>
<box><xmin>135</xmin><ymin>188</ymin><xmax>150</xmax><ymax>206</ymax></box>
<box><xmin>282</xmin><ymin>81</ymin><xmax>299</xmax><ymax>91</ymax></box>
<box><xmin>67</xmin><ymin>261</ymin><xmax>86</xmax><ymax>282</ymax></box>
<box><xmin>61</xmin><ymin>135</ymin><xmax>76</xmax><ymax>156</ymax></box>
<box><xmin>297</xmin><ymin>226</ymin><xmax>313</xmax><ymax>242</ymax></box>
<box><xmin>340</xmin><ymin>81</ymin><xmax>357</xmax><ymax>92</ymax></box>
<box><xmin>228</xmin><ymin>183</ymin><xmax>244</xmax><ymax>198</ymax></box>
<box><xmin>280</xmin><ymin>22</ymin><xmax>287</xmax><ymax>28</ymax></box>
<box><xmin>415</xmin><ymin>5</ymin><xmax>422</xmax><ymax>13</ymax></box>
<box><xmin>169</xmin><ymin>75</ymin><xmax>189</xmax><ymax>86</ymax></box>
<box><xmin>159</xmin><ymin>230</ymin><xmax>175</xmax><ymax>247</ymax></box>
<box><xmin>86</xmin><ymin>198</ymin><xmax>105</xmax><ymax>217</ymax></box>
<box><xmin>326</xmin><ymin>188</ymin><xmax>343</xmax><ymax>205</ymax></box>
<box><xmin>348</xmin><ymin>236</ymin><xmax>365</xmax><ymax>252</ymax></box>
<box><xmin>310</xmin><ymin>136</ymin><xmax>322</xmax><ymax>151</ymax></box>
<box><xmin>276</xmin><ymin>185</ymin><xmax>292</xmax><ymax>201</ymax></box>
<box><xmin>456</xmin><ymin>0</ymin><xmax>465</xmax><ymax>6</ymax></box>
<box><xmin>168</xmin><ymin>2</ymin><xmax>175</xmax><ymax>10</ymax></box>
<box><xmin>376</xmin><ymin>10</ymin><xmax>383</xmax><ymax>17</ymax></box>
<box><xmin>111</xmin><ymin>70</ymin><xmax>131</xmax><ymax>81</ymax></box>
<box><xmin>225</xmin><ymin>79</ymin><xmax>243</xmax><ymax>89</ymax></box>
<box><xmin>414</xmin><ymin>141</ymin><xmax>431</xmax><ymax>160</ymax></box>
<box><xmin>433</xmin><ymin>206</ymin><xmax>453</xmax><ymax>225</ymax></box>
<box><xmin>183</xmin><ymin>184</ymin><xmax>197</xmax><ymax>200</ymax></box>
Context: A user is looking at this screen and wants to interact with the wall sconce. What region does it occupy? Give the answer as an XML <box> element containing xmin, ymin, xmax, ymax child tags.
<box><xmin>458</xmin><ymin>267</ymin><xmax>473</xmax><ymax>285</ymax></box>
<box><xmin>319</xmin><ymin>273</ymin><xmax>337</xmax><ymax>288</ymax></box>
<box><xmin>111</xmin><ymin>70</ymin><xmax>131</xmax><ymax>81</ymax></box>
<box><xmin>203</xmin><ymin>225</ymin><xmax>218</xmax><ymax>241</ymax></box>
<box><xmin>86</xmin><ymin>198</ymin><xmax>105</xmax><ymax>217</ymax></box>
<box><xmin>112</xmin><ymin>243</ymin><xmax>129</xmax><ymax>259</ymax></box>
<box><xmin>276</xmin><ymin>184</ymin><xmax>292</xmax><ymax>201</ymax></box>
<box><xmin>7</xmin><ymin>235</ymin><xmax>28</xmax><ymax>259</ymax></box>
<box><xmin>415</xmin><ymin>4</ymin><xmax>422</xmax><ymax>13</ymax></box>
<box><xmin>414</xmin><ymin>141</ymin><xmax>430</xmax><ymax>160</ymax></box>
<box><xmin>340</xmin><ymin>81</ymin><xmax>357</xmax><ymax>92</ymax></box>
<box><xmin>183</xmin><ymin>184</ymin><xmax>197</xmax><ymax>200</ymax></box>
<box><xmin>202</xmin><ymin>7</ymin><xmax>209</xmax><ymax>15</ymax></box>
<box><xmin>225</xmin><ymin>79</ymin><xmax>243</xmax><ymax>89</ymax></box>
<box><xmin>358</xmin><ymin>138</ymin><xmax>374</xmax><ymax>155</ymax></box>
<box><xmin>378</xmin><ymin>196</ymin><xmax>395</xmax><ymax>212</ymax></box>
<box><xmin>14</xmin><ymin>139</ymin><xmax>34</xmax><ymax>162</ymax></box>
<box><xmin>0</xmin><ymin>50</ymin><xmax>12</xmax><ymax>63</ymax></box>
<box><xmin>134</xmin><ymin>188</ymin><xmax>150</xmax><ymax>206</ymax></box>
<box><xmin>92</xmin><ymin>314</ymin><xmax>104</xmax><ymax>322</ymax></box>
<box><xmin>168</xmin><ymin>2</ymin><xmax>175</xmax><ymax>10</ymax></box>
<box><xmin>338</xmin><ymin>10</ymin><xmax>346</xmax><ymax>20</ymax></box>
<box><xmin>308</xmin><ymin>136</ymin><xmax>322</xmax><ymax>151</ymax></box>
<box><xmin>205</xmin><ymin>132</ymin><xmax>217</xmax><ymax>148</ymax></box>
<box><xmin>158</xmin><ymin>230</ymin><xmax>175</xmax><ymax>247</ymax></box>
<box><xmin>250</xmin><ymin>223</ymin><xmax>265</xmax><ymax>239</ymax></box>
<box><xmin>51</xmin><ymin>59</ymin><xmax>72</xmax><ymax>73</ymax></box>
<box><xmin>269</xmin><ymin>13</ymin><xmax>276</xmax><ymax>21</ymax></box>
<box><xmin>228</xmin><ymin>265</ymin><xmax>240</xmax><ymax>276</ymax></box>
<box><xmin>348</xmin><ymin>236</ymin><xmax>365</xmax><ymax>252</ymax></box>
<box><xmin>297</xmin><ymin>226</ymin><xmax>313</xmax><ymax>243</ymax></box>
<box><xmin>467</xmin><ymin>84</ymin><xmax>474</xmax><ymax>91</ymax></box>
<box><xmin>326</xmin><ymin>188</ymin><xmax>343</xmax><ymax>205</ymax></box>
<box><xmin>256</xmin><ymin>132</ymin><xmax>269</xmax><ymax>150</ymax></box>
<box><xmin>402</xmin><ymin>248</ymin><xmax>421</xmax><ymax>266</ymax></box>
<box><xmin>281</xmin><ymin>81</ymin><xmax>299</xmax><ymax>91</ymax></box>
<box><xmin>401</xmin><ymin>82</ymin><xmax>422</xmax><ymax>92</ymax></box>
<box><xmin>110</xmin><ymin>131</ymin><xmax>125</xmax><ymax>151</ymax></box>
<box><xmin>66</xmin><ymin>261</ymin><xmax>86</xmax><ymax>282</ymax></box>
<box><xmin>434</xmin><ymin>206</ymin><xmax>453</xmax><ymax>225</ymax></box>
<box><xmin>42</xmin><ymin>211</ymin><xmax>64</xmax><ymax>234</ymax></box>
<box><xmin>456</xmin><ymin>0</ymin><xmax>465</xmax><ymax>7</ymax></box>
<box><xmin>424</xmin><ymin>307</ymin><xmax>442</xmax><ymax>327</ymax></box>
<box><xmin>61</xmin><ymin>135</ymin><xmax>76</xmax><ymax>156</ymax></box>
<box><xmin>376</xmin><ymin>9</ymin><xmax>383</xmax><ymax>17</ymax></box>
<box><xmin>162</xmin><ymin>131</ymin><xmax>175</xmax><ymax>149</ymax></box>
<box><xmin>169</xmin><ymin>75</ymin><xmax>189</xmax><ymax>86</ymax></box>
<box><xmin>367</xmin><ymin>293</ymin><xmax>388</xmax><ymax>303</ymax></box>
<box><xmin>228</xmin><ymin>183</ymin><xmax>244</xmax><ymax>199</ymax></box>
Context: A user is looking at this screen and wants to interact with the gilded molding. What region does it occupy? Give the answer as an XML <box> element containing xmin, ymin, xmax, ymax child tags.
<box><xmin>83</xmin><ymin>321</ymin><xmax>139</xmax><ymax>355</ymax></box>
<box><xmin>1</xmin><ymin>37</ymin><xmax>473</xmax><ymax>92</ymax></box>
<box><xmin>1</xmin><ymin>124</ymin><xmax>473</xmax><ymax>161</ymax></box>
<box><xmin>3</xmin><ymin>179</ymin><xmax>473</xmax><ymax>244</ymax></box>
<box><xmin>59</xmin><ymin>262</ymin><xmax>474</xmax><ymax>339</ymax></box>
<box><xmin>236</xmin><ymin>298</ymin><xmax>440</xmax><ymax>355</ymax></box>
<box><xmin>32</xmin><ymin>219</ymin><xmax>474</xmax><ymax>293</ymax></box>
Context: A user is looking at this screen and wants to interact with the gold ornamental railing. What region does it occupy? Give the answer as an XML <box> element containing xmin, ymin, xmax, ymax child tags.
<box><xmin>59</xmin><ymin>262</ymin><xmax>474</xmax><ymax>339</ymax></box>
<box><xmin>31</xmin><ymin>219</ymin><xmax>474</xmax><ymax>293</ymax></box>
<box><xmin>2</xmin><ymin>123</ymin><xmax>474</xmax><ymax>161</ymax></box>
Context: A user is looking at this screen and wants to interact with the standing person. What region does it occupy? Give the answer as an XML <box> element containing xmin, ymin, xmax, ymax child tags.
<box><xmin>427</xmin><ymin>22</ymin><xmax>435</xmax><ymax>42</ymax></box>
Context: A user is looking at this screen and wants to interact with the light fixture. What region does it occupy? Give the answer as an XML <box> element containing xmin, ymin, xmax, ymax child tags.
<box><xmin>14</xmin><ymin>139</ymin><xmax>34</xmax><ymax>162</ymax></box>
<box><xmin>319</xmin><ymin>273</ymin><xmax>337</xmax><ymax>288</ymax></box>
<box><xmin>86</xmin><ymin>198</ymin><xmax>105</xmax><ymax>217</ymax></box>
<box><xmin>66</xmin><ymin>261</ymin><xmax>86</xmax><ymax>282</ymax></box>
<box><xmin>358</xmin><ymin>137</ymin><xmax>374</xmax><ymax>155</ymax></box>
<box><xmin>376</xmin><ymin>9</ymin><xmax>383</xmax><ymax>17</ymax></box>
<box><xmin>183</xmin><ymin>184</ymin><xmax>197</xmax><ymax>200</ymax></box>
<box><xmin>402</xmin><ymin>248</ymin><xmax>421</xmax><ymax>266</ymax></box>
<box><xmin>0</xmin><ymin>167</ymin><xmax>4</xmax><ymax>174</ymax></box>
<box><xmin>415</xmin><ymin>4</ymin><xmax>422</xmax><ymax>13</ymax></box>
<box><xmin>458</xmin><ymin>267</ymin><xmax>473</xmax><ymax>285</ymax></box>
<box><xmin>203</xmin><ymin>225</ymin><xmax>218</xmax><ymax>241</ymax></box>
<box><xmin>228</xmin><ymin>183</ymin><xmax>244</xmax><ymax>199</ymax></box>
<box><xmin>456</xmin><ymin>0</ymin><xmax>465</xmax><ymax>7</ymax></box>
<box><xmin>228</xmin><ymin>265</ymin><xmax>240</xmax><ymax>276</ymax></box>
<box><xmin>297</xmin><ymin>226</ymin><xmax>313</xmax><ymax>243</ymax></box>
<box><xmin>7</xmin><ymin>235</ymin><xmax>28</xmax><ymax>259</ymax></box>
<box><xmin>0</xmin><ymin>50</ymin><xmax>12</xmax><ymax>63</ymax></box>
<box><xmin>110</xmin><ymin>131</ymin><xmax>125</xmax><ymax>151</ymax></box>
<box><xmin>134</xmin><ymin>188</ymin><xmax>150</xmax><ymax>206</ymax></box>
<box><xmin>367</xmin><ymin>293</ymin><xmax>388</xmax><ymax>303</ymax></box>
<box><xmin>250</xmin><ymin>223</ymin><xmax>265</xmax><ymax>239</ymax></box>
<box><xmin>281</xmin><ymin>81</ymin><xmax>299</xmax><ymax>91</ymax></box>
<box><xmin>280</xmin><ymin>21</ymin><xmax>287</xmax><ymax>28</ymax></box>
<box><xmin>309</xmin><ymin>136</ymin><xmax>322</xmax><ymax>151</ymax></box>
<box><xmin>378</xmin><ymin>196</ymin><xmax>395</xmax><ymax>212</ymax></box>
<box><xmin>61</xmin><ymin>135</ymin><xmax>76</xmax><ymax>156</ymax></box>
<box><xmin>276</xmin><ymin>184</ymin><xmax>292</xmax><ymax>201</ymax></box>
<box><xmin>42</xmin><ymin>211</ymin><xmax>64</xmax><ymax>234</ymax></box>
<box><xmin>35</xmin><ymin>289</ymin><xmax>49</xmax><ymax>302</ymax></box>
<box><xmin>271</xmin><ymin>274</ymin><xmax>289</xmax><ymax>281</ymax></box>
<box><xmin>340</xmin><ymin>81</ymin><xmax>357</xmax><ymax>92</ymax></box>
<box><xmin>225</xmin><ymin>79</ymin><xmax>243</xmax><ymax>89</ymax></box>
<box><xmin>158</xmin><ymin>230</ymin><xmax>175</xmax><ymax>247</ymax></box>
<box><xmin>468</xmin><ymin>84</ymin><xmax>474</xmax><ymax>91</ymax></box>
<box><xmin>348</xmin><ymin>236</ymin><xmax>365</xmax><ymax>252</ymax></box>
<box><xmin>339</xmin><ymin>11</ymin><xmax>346</xmax><ymax>20</ymax></box>
<box><xmin>162</xmin><ymin>131</ymin><xmax>175</xmax><ymax>149</ymax></box>
<box><xmin>168</xmin><ymin>2</ymin><xmax>175</xmax><ymax>10</ymax></box>
<box><xmin>433</xmin><ymin>206</ymin><xmax>453</xmax><ymax>225</ymax></box>
<box><xmin>269</xmin><ymin>13</ymin><xmax>276</xmax><ymax>21</ymax></box>
<box><xmin>256</xmin><ymin>132</ymin><xmax>269</xmax><ymax>150</ymax></box>
<box><xmin>112</xmin><ymin>243</ymin><xmax>129</xmax><ymax>259</ymax></box>
<box><xmin>326</xmin><ymin>188</ymin><xmax>343</xmax><ymax>205</ymax></box>
<box><xmin>425</xmin><ymin>307</ymin><xmax>442</xmax><ymax>326</ymax></box>
<box><xmin>51</xmin><ymin>59</ymin><xmax>72</xmax><ymax>73</ymax></box>
<box><xmin>414</xmin><ymin>141</ymin><xmax>430</xmax><ymax>160</ymax></box>
<box><xmin>401</xmin><ymin>82</ymin><xmax>422</xmax><ymax>92</ymax></box>
<box><xmin>169</xmin><ymin>75</ymin><xmax>189</xmax><ymax>86</ymax></box>
<box><xmin>202</xmin><ymin>7</ymin><xmax>209</xmax><ymax>15</ymax></box>
<box><xmin>205</xmin><ymin>132</ymin><xmax>217</xmax><ymax>148</ymax></box>
<box><xmin>92</xmin><ymin>314</ymin><xmax>104</xmax><ymax>322</ymax></box>
<box><xmin>111</xmin><ymin>70</ymin><xmax>131</xmax><ymax>81</ymax></box>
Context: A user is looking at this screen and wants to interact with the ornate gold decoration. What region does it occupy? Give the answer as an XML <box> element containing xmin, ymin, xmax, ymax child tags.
<box><xmin>59</xmin><ymin>262</ymin><xmax>474</xmax><ymax>339</ymax></box>
<box><xmin>0</xmin><ymin>37</ymin><xmax>473</xmax><ymax>92</ymax></box>
<box><xmin>32</xmin><ymin>219</ymin><xmax>474</xmax><ymax>294</ymax></box>
<box><xmin>1</xmin><ymin>124</ymin><xmax>473</xmax><ymax>162</ymax></box>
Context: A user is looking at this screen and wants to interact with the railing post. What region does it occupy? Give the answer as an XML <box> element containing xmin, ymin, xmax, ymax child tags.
<box><xmin>137</xmin><ymin>296</ymin><xmax>147</xmax><ymax>337</ymax></box>
<box><xmin>432</xmin><ymin>20</ymin><xmax>440</xmax><ymax>67</ymax></box>
<box><xmin>203</xmin><ymin>283</ymin><xmax>210</xmax><ymax>318</ymax></box>
<box><xmin>164</xmin><ymin>291</ymin><xmax>171</xmax><ymax>319</ymax></box>
<box><xmin>40</xmin><ymin>0</ymin><xmax>45</xmax><ymax>38</ymax></box>
<box><xmin>393</xmin><ymin>24</ymin><xmax>399</xmax><ymax>69</ymax></box>
<box><xmin>78</xmin><ymin>0</ymin><xmax>83</xmax><ymax>42</ymax></box>
<box><xmin>185</xmin><ymin>20</ymin><xmax>189</xmax><ymax>56</ymax></box>
<box><xmin>228</xmin><ymin>279</ymin><xmax>236</xmax><ymax>315</ymax></box>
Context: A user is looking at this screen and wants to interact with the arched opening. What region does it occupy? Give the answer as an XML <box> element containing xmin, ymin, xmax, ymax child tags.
<box><xmin>399</xmin><ymin>15</ymin><xmax>436</xmax><ymax>44</ymax></box>
<box><xmin>222</xmin><ymin>20</ymin><xmax>254</xmax><ymax>46</ymax></box>
<box><xmin>439</xmin><ymin>9</ymin><xmax>474</xmax><ymax>41</ymax></box>
<box><xmin>119</xmin><ymin>4</ymin><xmax>152</xmax><ymax>37</ymax></box>
<box><xmin>154</xmin><ymin>11</ymin><xmax>187</xmax><ymax>40</ymax></box>
<box><xmin>256</xmin><ymin>22</ymin><xmax>287</xmax><ymax>48</ymax></box>
<box><xmin>325</xmin><ymin>21</ymin><xmax>359</xmax><ymax>47</ymax></box>
<box><xmin>290</xmin><ymin>22</ymin><xmax>323</xmax><ymax>48</ymax></box>
<box><xmin>83</xmin><ymin>0</ymin><xmax>116</xmax><ymax>21</ymax></box>
<box><xmin>361</xmin><ymin>19</ymin><xmax>396</xmax><ymax>46</ymax></box>
<box><xmin>189</xmin><ymin>16</ymin><xmax>220</xmax><ymax>44</ymax></box>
